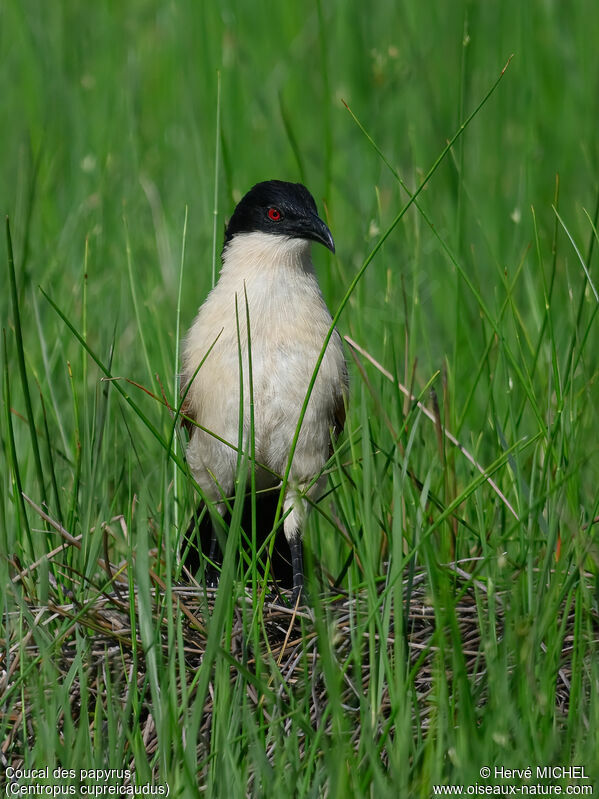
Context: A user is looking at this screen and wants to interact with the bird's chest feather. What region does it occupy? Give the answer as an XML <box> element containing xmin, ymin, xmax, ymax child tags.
<box><xmin>184</xmin><ymin>238</ymin><xmax>344</xmax><ymax>462</ymax></box>
<box><xmin>204</xmin><ymin>264</ymin><xmax>332</xmax><ymax>383</ymax></box>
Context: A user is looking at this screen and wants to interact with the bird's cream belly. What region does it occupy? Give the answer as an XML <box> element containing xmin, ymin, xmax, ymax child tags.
<box><xmin>182</xmin><ymin>232</ymin><xmax>347</xmax><ymax>502</ymax></box>
<box><xmin>193</xmin><ymin>335</ymin><xmax>334</xmax><ymax>479</ymax></box>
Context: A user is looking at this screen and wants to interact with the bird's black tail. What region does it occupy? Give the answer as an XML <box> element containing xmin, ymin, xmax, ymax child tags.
<box><xmin>180</xmin><ymin>492</ymin><xmax>295</xmax><ymax>590</ymax></box>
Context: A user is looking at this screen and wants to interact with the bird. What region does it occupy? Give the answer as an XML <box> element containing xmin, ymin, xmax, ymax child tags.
<box><xmin>180</xmin><ymin>180</ymin><xmax>348</xmax><ymax>602</ymax></box>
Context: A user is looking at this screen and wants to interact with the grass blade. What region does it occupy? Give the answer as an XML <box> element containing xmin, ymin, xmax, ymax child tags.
<box><xmin>6</xmin><ymin>217</ymin><xmax>46</xmax><ymax>505</ymax></box>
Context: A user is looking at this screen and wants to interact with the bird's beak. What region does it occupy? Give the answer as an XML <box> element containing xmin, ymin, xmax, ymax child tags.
<box><xmin>304</xmin><ymin>213</ymin><xmax>336</xmax><ymax>254</ymax></box>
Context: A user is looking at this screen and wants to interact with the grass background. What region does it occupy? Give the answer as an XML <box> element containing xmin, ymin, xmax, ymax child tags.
<box><xmin>2</xmin><ymin>0</ymin><xmax>599</xmax><ymax>795</ymax></box>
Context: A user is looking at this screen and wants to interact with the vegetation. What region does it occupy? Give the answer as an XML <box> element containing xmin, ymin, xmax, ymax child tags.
<box><xmin>1</xmin><ymin>1</ymin><xmax>598</xmax><ymax>796</ymax></box>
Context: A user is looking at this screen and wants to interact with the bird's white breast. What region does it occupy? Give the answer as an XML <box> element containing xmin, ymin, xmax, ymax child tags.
<box><xmin>182</xmin><ymin>232</ymin><xmax>346</xmax><ymax>488</ymax></box>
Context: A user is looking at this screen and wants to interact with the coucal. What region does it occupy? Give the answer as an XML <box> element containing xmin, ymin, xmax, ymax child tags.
<box><xmin>181</xmin><ymin>180</ymin><xmax>348</xmax><ymax>601</ymax></box>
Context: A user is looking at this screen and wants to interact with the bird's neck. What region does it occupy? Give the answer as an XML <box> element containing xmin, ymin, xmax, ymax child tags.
<box><xmin>220</xmin><ymin>232</ymin><xmax>315</xmax><ymax>282</ymax></box>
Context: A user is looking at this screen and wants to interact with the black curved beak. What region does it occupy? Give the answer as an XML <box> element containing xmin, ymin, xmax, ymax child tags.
<box><xmin>297</xmin><ymin>213</ymin><xmax>335</xmax><ymax>254</ymax></box>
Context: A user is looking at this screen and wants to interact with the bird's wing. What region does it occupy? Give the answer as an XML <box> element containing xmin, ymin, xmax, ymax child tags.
<box><xmin>333</xmin><ymin>393</ymin><xmax>346</xmax><ymax>440</ymax></box>
<box><xmin>180</xmin><ymin>382</ymin><xmax>194</xmax><ymax>435</ymax></box>
<box><xmin>330</xmin><ymin>357</ymin><xmax>349</xmax><ymax>454</ymax></box>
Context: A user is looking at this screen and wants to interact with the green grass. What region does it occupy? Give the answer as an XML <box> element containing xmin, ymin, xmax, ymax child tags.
<box><xmin>2</xmin><ymin>1</ymin><xmax>599</xmax><ymax>796</ymax></box>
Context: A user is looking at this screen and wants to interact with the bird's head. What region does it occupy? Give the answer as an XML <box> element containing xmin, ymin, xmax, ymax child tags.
<box><xmin>223</xmin><ymin>180</ymin><xmax>335</xmax><ymax>255</ymax></box>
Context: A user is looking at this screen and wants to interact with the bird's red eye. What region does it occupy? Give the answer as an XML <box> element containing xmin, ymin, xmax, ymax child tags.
<box><xmin>268</xmin><ymin>207</ymin><xmax>281</xmax><ymax>221</ymax></box>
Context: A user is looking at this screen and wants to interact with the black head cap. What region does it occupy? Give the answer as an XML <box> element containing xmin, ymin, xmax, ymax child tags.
<box><xmin>223</xmin><ymin>180</ymin><xmax>335</xmax><ymax>253</ymax></box>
